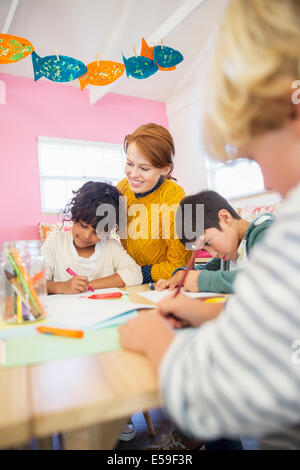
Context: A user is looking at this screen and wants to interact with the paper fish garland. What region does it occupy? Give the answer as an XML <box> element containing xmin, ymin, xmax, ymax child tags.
<box><xmin>140</xmin><ymin>38</ymin><xmax>176</xmax><ymax>71</ymax></box>
<box><xmin>78</xmin><ymin>59</ymin><xmax>125</xmax><ymax>90</ymax></box>
<box><xmin>31</xmin><ymin>51</ymin><xmax>87</xmax><ymax>82</ymax></box>
<box><xmin>154</xmin><ymin>45</ymin><xmax>183</xmax><ymax>69</ymax></box>
<box><xmin>0</xmin><ymin>34</ymin><xmax>34</xmax><ymax>64</ymax></box>
<box><xmin>122</xmin><ymin>53</ymin><xmax>158</xmax><ymax>79</ymax></box>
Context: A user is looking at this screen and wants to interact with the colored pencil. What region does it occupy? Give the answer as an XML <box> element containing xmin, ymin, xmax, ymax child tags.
<box><xmin>173</xmin><ymin>236</ymin><xmax>204</xmax><ymax>298</ymax></box>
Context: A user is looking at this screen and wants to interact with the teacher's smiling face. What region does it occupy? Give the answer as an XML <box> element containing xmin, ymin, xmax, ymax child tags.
<box><xmin>125</xmin><ymin>142</ymin><xmax>171</xmax><ymax>193</ymax></box>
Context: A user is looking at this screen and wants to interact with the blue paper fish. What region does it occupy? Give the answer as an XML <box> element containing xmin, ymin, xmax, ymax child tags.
<box><xmin>122</xmin><ymin>54</ymin><xmax>158</xmax><ymax>79</ymax></box>
<box><xmin>154</xmin><ymin>46</ymin><xmax>183</xmax><ymax>69</ymax></box>
<box><xmin>31</xmin><ymin>51</ymin><xmax>87</xmax><ymax>82</ymax></box>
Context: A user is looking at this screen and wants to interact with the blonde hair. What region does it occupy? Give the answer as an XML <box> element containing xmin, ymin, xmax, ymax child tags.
<box><xmin>204</xmin><ymin>0</ymin><xmax>300</xmax><ymax>161</ymax></box>
<box><xmin>124</xmin><ymin>123</ymin><xmax>175</xmax><ymax>179</ymax></box>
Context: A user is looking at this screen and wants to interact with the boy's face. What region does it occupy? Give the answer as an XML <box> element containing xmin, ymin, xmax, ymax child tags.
<box><xmin>203</xmin><ymin>213</ymin><xmax>240</xmax><ymax>261</ymax></box>
<box><xmin>72</xmin><ymin>221</ymin><xmax>101</xmax><ymax>250</ymax></box>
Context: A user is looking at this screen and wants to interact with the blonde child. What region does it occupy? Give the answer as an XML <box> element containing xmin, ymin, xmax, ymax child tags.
<box><xmin>119</xmin><ymin>0</ymin><xmax>300</xmax><ymax>449</ymax></box>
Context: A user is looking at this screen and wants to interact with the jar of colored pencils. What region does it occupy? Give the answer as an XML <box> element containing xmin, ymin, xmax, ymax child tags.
<box><xmin>1</xmin><ymin>240</ymin><xmax>47</xmax><ymax>325</ymax></box>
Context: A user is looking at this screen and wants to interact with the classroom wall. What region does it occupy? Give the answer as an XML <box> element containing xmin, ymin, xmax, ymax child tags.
<box><xmin>0</xmin><ymin>73</ymin><xmax>168</xmax><ymax>249</ymax></box>
<box><xmin>167</xmin><ymin>37</ymin><xmax>212</xmax><ymax>196</ymax></box>
<box><xmin>167</xmin><ymin>36</ymin><xmax>282</xmax><ymax>206</ymax></box>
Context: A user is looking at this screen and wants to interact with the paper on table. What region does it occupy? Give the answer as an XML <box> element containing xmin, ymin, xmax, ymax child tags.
<box><xmin>46</xmin><ymin>293</ymin><xmax>151</xmax><ymax>329</ymax></box>
<box><xmin>0</xmin><ymin>326</ymin><xmax>122</xmax><ymax>368</ymax></box>
<box><xmin>138</xmin><ymin>290</ymin><xmax>224</xmax><ymax>303</ymax></box>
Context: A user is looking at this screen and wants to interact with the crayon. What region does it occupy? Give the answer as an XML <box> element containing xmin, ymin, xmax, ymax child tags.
<box><xmin>36</xmin><ymin>326</ymin><xmax>84</xmax><ymax>339</ymax></box>
<box><xmin>66</xmin><ymin>267</ymin><xmax>95</xmax><ymax>292</ymax></box>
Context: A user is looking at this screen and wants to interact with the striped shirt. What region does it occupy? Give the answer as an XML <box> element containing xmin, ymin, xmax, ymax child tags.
<box><xmin>160</xmin><ymin>182</ymin><xmax>300</xmax><ymax>444</ymax></box>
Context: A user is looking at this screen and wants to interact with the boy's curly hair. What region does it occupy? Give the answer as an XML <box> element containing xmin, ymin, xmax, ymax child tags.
<box><xmin>63</xmin><ymin>181</ymin><xmax>124</xmax><ymax>232</ymax></box>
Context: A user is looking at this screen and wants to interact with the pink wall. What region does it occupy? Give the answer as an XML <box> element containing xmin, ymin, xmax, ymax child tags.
<box><xmin>0</xmin><ymin>73</ymin><xmax>168</xmax><ymax>249</ymax></box>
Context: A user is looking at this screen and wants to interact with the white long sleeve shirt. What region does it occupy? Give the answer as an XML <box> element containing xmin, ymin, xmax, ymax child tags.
<box><xmin>160</xmin><ymin>182</ymin><xmax>300</xmax><ymax>443</ymax></box>
<box><xmin>41</xmin><ymin>230</ymin><xmax>143</xmax><ymax>286</ymax></box>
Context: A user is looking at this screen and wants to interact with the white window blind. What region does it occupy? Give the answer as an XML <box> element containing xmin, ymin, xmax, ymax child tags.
<box><xmin>206</xmin><ymin>156</ymin><xmax>265</xmax><ymax>199</ymax></box>
<box><xmin>38</xmin><ymin>137</ymin><xmax>124</xmax><ymax>213</ymax></box>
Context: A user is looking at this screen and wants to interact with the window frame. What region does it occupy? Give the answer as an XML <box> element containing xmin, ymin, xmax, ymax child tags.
<box><xmin>205</xmin><ymin>156</ymin><xmax>266</xmax><ymax>200</ymax></box>
<box><xmin>38</xmin><ymin>136</ymin><xmax>124</xmax><ymax>215</ymax></box>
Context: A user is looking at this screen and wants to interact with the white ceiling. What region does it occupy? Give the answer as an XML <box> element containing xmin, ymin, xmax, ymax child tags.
<box><xmin>0</xmin><ymin>0</ymin><xmax>227</xmax><ymax>103</ymax></box>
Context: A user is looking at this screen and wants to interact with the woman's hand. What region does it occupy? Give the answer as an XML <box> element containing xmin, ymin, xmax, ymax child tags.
<box><xmin>155</xmin><ymin>270</ymin><xmax>184</xmax><ymax>291</ymax></box>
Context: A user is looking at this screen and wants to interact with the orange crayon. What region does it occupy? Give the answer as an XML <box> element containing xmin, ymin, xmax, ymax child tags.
<box><xmin>36</xmin><ymin>326</ymin><xmax>84</xmax><ymax>339</ymax></box>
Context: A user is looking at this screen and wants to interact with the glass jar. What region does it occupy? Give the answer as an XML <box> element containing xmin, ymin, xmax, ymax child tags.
<box><xmin>0</xmin><ymin>255</ymin><xmax>6</xmax><ymax>325</ymax></box>
<box><xmin>0</xmin><ymin>240</ymin><xmax>47</xmax><ymax>325</ymax></box>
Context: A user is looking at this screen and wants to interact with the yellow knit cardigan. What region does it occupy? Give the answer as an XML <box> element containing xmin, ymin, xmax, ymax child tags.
<box><xmin>117</xmin><ymin>178</ymin><xmax>191</xmax><ymax>281</ymax></box>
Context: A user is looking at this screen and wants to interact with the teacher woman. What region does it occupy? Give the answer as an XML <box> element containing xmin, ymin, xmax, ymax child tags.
<box><xmin>117</xmin><ymin>123</ymin><xmax>190</xmax><ymax>284</ymax></box>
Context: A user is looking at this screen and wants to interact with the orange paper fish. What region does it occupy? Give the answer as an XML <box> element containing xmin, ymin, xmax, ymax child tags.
<box><xmin>0</xmin><ymin>34</ymin><xmax>34</xmax><ymax>64</ymax></box>
<box><xmin>140</xmin><ymin>38</ymin><xmax>176</xmax><ymax>71</ymax></box>
<box><xmin>79</xmin><ymin>59</ymin><xmax>125</xmax><ymax>90</ymax></box>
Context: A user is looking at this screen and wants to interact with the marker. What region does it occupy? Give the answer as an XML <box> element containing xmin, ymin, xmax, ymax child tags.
<box><xmin>36</xmin><ymin>326</ymin><xmax>84</xmax><ymax>338</ymax></box>
<box><xmin>66</xmin><ymin>267</ymin><xmax>95</xmax><ymax>292</ymax></box>
<box><xmin>87</xmin><ymin>292</ymin><xmax>122</xmax><ymax>299</ymax></box>
<box><xmin>173</xmin><ymin>236</ymin><xmax>204</xmax><ymax>298</ymax></box>
<box><xmin>204</xmin><ymin>297</ymin><xmax>226</xmax><ymax>303</ymax></box>
<box><xmin>149</xmin><ymin>281</ymin><xmax>155</xmax><ymax>291</ymax></box>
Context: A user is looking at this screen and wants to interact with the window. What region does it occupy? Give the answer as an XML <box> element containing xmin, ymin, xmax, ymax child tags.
<box><xmin>206</xmin><ymin>156</ymin><xmax>265</xmax><ymax>199</ymax></box>
<box><xmin>38</xmin><ymin>137</ymin><xmax>124</xmax><ymax>213</ymax></box>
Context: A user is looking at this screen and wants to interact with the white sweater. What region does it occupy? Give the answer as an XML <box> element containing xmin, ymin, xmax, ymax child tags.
<box><xmin>160</xmin><ymin>182</ymin><xmax>300</xmax><ymax>445</ymax></box>
<box><xmin>41</xmin><ymin>230</ymin><xmax>143</xmax><ymax>287</ymax></box>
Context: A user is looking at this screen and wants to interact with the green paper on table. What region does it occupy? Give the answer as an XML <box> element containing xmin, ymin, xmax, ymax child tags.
<box><xmin>0</xmin><ymin>326</ymin><xmax>120</xmax><ymax>368</ymax></box>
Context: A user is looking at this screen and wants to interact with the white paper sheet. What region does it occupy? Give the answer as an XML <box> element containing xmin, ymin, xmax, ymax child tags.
<box><xmin>46</xmin><ymin>289</ymin><xmax>151</xmax><ymax>329</ymax></box>
<box><xmin>138</xmin><ymin>290</ymin><xmax>223</xmax><ymax>303</ymax></box>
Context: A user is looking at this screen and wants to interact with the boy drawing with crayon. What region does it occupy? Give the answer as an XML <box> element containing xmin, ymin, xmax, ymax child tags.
<box><xmin>156</xmin><ymin>190</ymin><xmax>274</xmax><ymax>294</ymax></box>
<box><xmin>118</xmin><ymin>0</ymin><xmax>300</xmax><ymax>449</ymax></box>
<box><xmin>42</xmin><ymin>181</ymin><xmax>142</xmax><ymax>294</ymax></box>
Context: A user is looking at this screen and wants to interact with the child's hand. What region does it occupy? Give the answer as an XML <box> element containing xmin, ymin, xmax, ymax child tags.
<box><xmin>157</xmin><ymin>292</ymin><xmax>223</xmax><ymax>327</ymax></box>
<box><xmin>157</xmin><ymin>293</ymin><xmax>198</xmax><ymax>326</ymax></box>
<box><xmin>155</xmin><ymin>270</ymin><xmax>184</xmax><ymax>291</ymax></box>
<box><xmin>183</xmin><ymin>270</ymin><xmax>200</xmax><ymax>292</ymax></box>
<box><xmin>118</xmin><ymin>309</ymin><xmax>175</xmax><ymax>370</ymax></box>
<box><xmin>63</xmin><ymin>276</ymin><xmax>89</xmax><ymax>294</ymax></box>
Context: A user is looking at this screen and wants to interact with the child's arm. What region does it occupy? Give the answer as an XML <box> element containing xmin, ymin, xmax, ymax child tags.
<box><xmin>88</xmin><ymin>240</ymin><xmax>143</xmax><ymax>290</ymax></box>
<box><xmin>89</xmin><ymin>273</ymin><xmax>125</xmax><ymax>290</ymax></box>
<box><xmin>156</xmin><ymin>269</ymin><xmax>237</xmax><ymax>294</ymax></box>
<box><xmin>118</xmin><ymin>296</ymin><xmax>223</xmax><ymax>372</ymax></box>
<box><xmin>196</xmin><ymin>269</ymin><xmax>238</xmax><ymax>293</ymax></box>
<box><xmin>118</xmin><ymin>310</ymin><xmax>176</xmax><ymax>372</ymax></box>
<box><xmin>47</xmin><ymin>276</ymin><xmax>89</xmax><ymax>294</ymax></box>
<box><xmin>108</xmin><ymin>239</ymin><xmax>143</xmax><ymax>286</ymax></box>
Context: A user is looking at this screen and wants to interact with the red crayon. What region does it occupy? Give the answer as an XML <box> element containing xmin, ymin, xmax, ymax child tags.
<box><xmin>88</xmin><ymin>292</ymin><xmax>122</xmax><ymax>300</ymax></box>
